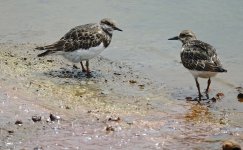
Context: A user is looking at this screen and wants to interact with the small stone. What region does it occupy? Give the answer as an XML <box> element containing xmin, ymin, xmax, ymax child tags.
<box><xmin>50</xmin><ymin>114</ymin><xmax>60</xmax><ymax>121</ymax></box>
<box><xmin>32</xmin><ymin>116</ymin><xmax>42</xmax><ymax>122</ymax></box>
<box><xmin>101</xmin><ymin>90</ymin><xmax>110</xmax><ymax>95</ymax></box>
<box><xmin>15</xmin><ymin>120</ymin><xmax>23</xmax><ymax>125</ymax></box>
<box><xmin>65</xmin><ymin>106</ymin><xmax>71</xmax><ymax>109</ymax></box>
<box><xmin>138</xmin><ymin>84</ymin><xmax>145</xmax><ymax>89</ymax></box>
<box><xmin>211</xmin><ymin>97</ymin><xmax>217</xmax><ymax>102</ymax></box>
<box><xmin>222</xmin><ymin>140</ymin><xmax>241</xmax><ymax>150</ymax></box>
<box><xmin>219</xmin><ymin>118</ymin><xmax>227</xmax><ymax>125</ymax></box>
<box><xmin>65</xmin><ymin>70</ymin><xmax>71</xmax><ymax>74</ymax></box>
<box><xmin>185</xmin><ymin>97</ymin><xmax>193</xmax><ymax>101</ymax></box>
<box><xmin>108</xmin><ymin>117</ymin><xmax>121</xmax><ymax>122</ymax></box>
<box><xmin>114</xmin><ymin>72</ymin><xmax>121</xmax><ymax>76</ymax></box>
<box><xmin>216</xmin><ymin>92</ymin><xmax>224</xmax><ymax>98</ymax></box>
<box><xmin>106</xmin><ymin>126</ymin><xmax>115</xmax><ymax>132</ymax></box>
<box><xmin>46</xmin><ymin>118</ymin><xmax>51</xmax><ymax>122</ymax></box>
<box><xmin>237</xmin><ymin>93</ymin><xmax>243</xmax><ymax>102</ymax></box>
<box><xmin>129</xmin><ymin>80</ymin><xmax>137</xmax><ymax>84</ymax></box>
<box><xmin>237</xmin><ymin>93</ymin><xmax>243</xmax><ymax>99</ymax></box>
<box><xmin>8</xmin><ymin>130</ymin><xmax>14</xmax><ymax>134</ymax></box>
<box><xmin>33</xmin><ymin>146</ymin><xmax>44</xmax><ymax>150</ymax></box>
<box><xmin>236</xmin><ymin>87</ymin><xmax>243</xmax><ymax>91</ymax></box>
<box><xmin>46</xmin><ymin>60</ymin><xmax>54</xmax><ymax>62</ymax></box>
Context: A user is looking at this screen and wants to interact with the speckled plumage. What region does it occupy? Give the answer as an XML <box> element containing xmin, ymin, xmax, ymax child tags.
<box><xmin>169</xmin><ymin>30</ymin><xmax>227</xmax><ymax>100</ymax></box>
<box><xmin>181</xmin><ymin>40</ymin><xmax>225</xmax><ymax>73</ymax></box>
<box><xmin>36</xmin><ymin>18</ymin><xmax>122</xmax><ymax>76</ymax></box>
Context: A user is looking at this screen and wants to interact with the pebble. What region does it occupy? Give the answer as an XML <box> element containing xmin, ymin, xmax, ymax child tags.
<box><xmin>8</xmin><ymin>130</ymin><xmax>14</xmax><ymax>134</ymax></box>
<box><xmin>222</xmin><ymin>140</ymin><xmax>241</xmax><ymax>150</ymax></box>
<box><xmin>237</xmin><ymin>93</ymin><xmax>243</xmax><ymax>99</ymax></box>
<box><xmin>101</xmin><ymin>90</ymin><xmax>110</xmax><ymax>95</ymax></box>
<box><xmin>237</xmin><ymin>93</ymin><xmax>243</xmax><ymax>102</ymax></box>
<box><xmin>32</xmin><ymin>115</ymin><xmax>42</xmax><ymax>122</ymax></box>
<box><xmin>108</xmin><ymin>117</ymin><xmax>121</xmax><ymax>122</ymax></box>
<box><xmin>129</xmin><ymin>80</ymin><xmax>137</xmax><ymax>84</ymax></box>
<box><xmin>106</xmin><ymin>126</ymin><xmax>115</xmax><ymax>132</ymax></box>
<box><xmin>50</xmin><ymin>114</ymin><xmax>61</xmax><ymax>121</ymax></box>
<box><xmin>15</xmin><ymin>120</ymin><xmax>23</xmax><ymax>125</ymax></box>
<box><xmin>33</xmin><ymin>146</ymin><xmax>44</xmax><ymax>150</ymax></box>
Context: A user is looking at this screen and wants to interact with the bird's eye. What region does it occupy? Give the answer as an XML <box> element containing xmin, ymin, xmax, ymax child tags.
<box><xmin>105</xmin><ymin>21</ymin><xmax>112</xmax><ymax>26</ymax></box>
<box><xmin>180</xmin><ymin>34</ymin><xmax>185</xmax><ymax>37</ymax></box>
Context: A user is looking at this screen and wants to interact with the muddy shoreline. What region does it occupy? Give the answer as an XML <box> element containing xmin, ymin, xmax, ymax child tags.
<box><xmin>0</xmin><ymin>43</ymin><xmax>242</xmax><ymax>149</ymax></box>
<box><xmin>0</xmin><ymin>43</ymin><xmax>170</xmax><ymax>149</ymax></box>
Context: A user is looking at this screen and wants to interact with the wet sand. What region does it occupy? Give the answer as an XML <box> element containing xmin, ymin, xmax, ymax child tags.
<box><xmin>0</xmin><ymin>43</ymin><xmax>242</xmax><ymax>149</ymax></box>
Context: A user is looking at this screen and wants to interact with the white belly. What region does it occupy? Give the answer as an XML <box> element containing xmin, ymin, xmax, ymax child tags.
<box><xmin>62</xmin><ymin>43</ymin><xmax>105</xmax><ymax>63</ymax></box>
<box><xmin>189</xmin><ymin>70</ymin><xmax>218</xmax><ymax>78</ymax></box>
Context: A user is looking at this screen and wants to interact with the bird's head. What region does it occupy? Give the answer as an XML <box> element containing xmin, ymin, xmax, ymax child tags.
<box><xmin>168</xmin><ymin>30</ymin><xmax>197</xmax><ymax>44</ymax></box>
<box><xmin>100</xmin><ymin>18</ymin><xmax>122</xmax><ymax>35</ymax></box>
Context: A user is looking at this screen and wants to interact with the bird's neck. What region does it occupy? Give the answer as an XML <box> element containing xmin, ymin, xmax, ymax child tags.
<box><xmin>99</xmin><ymin>24</ymin><xmax>113</xmax><ymax>48</ymax></box>
<box><xmin>182</xmin><ymin>40</ymin><xmax>188</xmax><ymax>45</ymax></box>
<box><xmin>102</xmin><ymin>28</ymin><xmax>113</xmax><ymax>38</ymax></box>
<box><xmin>100</xmin><ymin>23</ymin><xmax>113</xmax><ymax>37</ymax></box>
<box><xmin>102</xmin><ymin>33</ymin><xmax>112</xmax><ymax>48</ymax></box>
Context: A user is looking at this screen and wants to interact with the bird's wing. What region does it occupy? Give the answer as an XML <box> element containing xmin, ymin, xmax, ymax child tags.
<box><xmin>181</xmin><ymin>40</ymin><xmax>226</xmax><ymax>72</ymax></box>
<box><xmin>36</xmin><ymin>23</ymin><xmax>104</xmax><ymax>52</ymax></box>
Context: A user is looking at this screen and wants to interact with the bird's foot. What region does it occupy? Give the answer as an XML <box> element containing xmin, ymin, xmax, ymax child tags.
<box><xmin>198</xmin><ymin>93</ymin><xmax>203</xmax><ymax>101</ymax></box>
<box><xmin>203</xmin><ymin>90</ymin><xmax>210</xmax><ymax>100</ymax></box>
<box><xmin>193</xmin><ymin>94</ymin><xmax>203</xmax><ymax>102</ymax></box>
<box><xmin>86</xmin><ymin>72</ymin><xmax>93</xmax><ymax>78</ymax></box>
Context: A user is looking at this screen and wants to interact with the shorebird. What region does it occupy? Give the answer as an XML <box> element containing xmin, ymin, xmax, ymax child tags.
<box><xmin>168</xmin><ymin>30</ymin><xmax>227</xmax><ymax>101</ymax></box>
<box><xmin>36</xmin><ymin>18</ymin><xmax>122</xmax><ymax>77</ymax></box>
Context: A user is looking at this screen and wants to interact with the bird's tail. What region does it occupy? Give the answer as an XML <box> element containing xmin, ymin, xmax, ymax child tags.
<box><xmin>35</xmin><ymin>46</ymin><xmax>46</xmax><ymax>50</ymax></box>
<box><xmin>37</xmin><ymin>50</ymin><xmax>54</xmax><ymax>57</ymax></box>
<box><xmin>35</xmin><ymin>41</ymin><xmax>65</xmax><ymax>57</ymax></box>
<box><xmin>216</xmin><ymin>67</ymin><xmax>227</xmax><ymax>72</ymax></box>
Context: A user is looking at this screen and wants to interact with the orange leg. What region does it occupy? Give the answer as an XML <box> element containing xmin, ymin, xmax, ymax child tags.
<box><xmin>85</xmin><ymin>60</ymin><xmax>92</xmax><ymax>77</ymax></box>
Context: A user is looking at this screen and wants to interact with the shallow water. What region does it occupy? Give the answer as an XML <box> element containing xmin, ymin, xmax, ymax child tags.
<box><xmin>1</xmin><ymin>0</ymin><xmax>243</xmax><ymax>84</ymax></box>
<box><xmin>0</xmin><ymin>0</ymin><xmax>243</xmax><ymax>149</ymax></box>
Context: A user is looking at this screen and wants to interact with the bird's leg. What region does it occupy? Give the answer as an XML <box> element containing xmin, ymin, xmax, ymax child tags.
<box><xmin>205</xmin><ymin>78</ymin><xmax>211</xmax><ymax>94</ymax></box>
<box><xmin>205</xmin><ymin>78</ymin><xmax>211</xmax><ymax>99</ymax></box>
<box><xmin>195</xmin><ymin>77</ymin><xmax>202</xmax><ymax>101</ymax></box>
<box><xmin>85</xmin><ymin>60</ymin><xmax>92</xmax><ymax>77</ymax></box>
<box><xmin>80</xmin><ymin>61</ymin><xmax>87</xmax><ymax>72</ymax></box>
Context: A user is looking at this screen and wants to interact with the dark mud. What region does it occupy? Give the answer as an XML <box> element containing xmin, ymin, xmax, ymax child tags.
<box><xmin>0</xmin><ymin>43</ymin><xmax>242</xmax><ymax>149</ymax></box>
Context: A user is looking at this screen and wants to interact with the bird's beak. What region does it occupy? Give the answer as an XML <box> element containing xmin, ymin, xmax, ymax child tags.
<box><xmin>114</xmin><ymin>26</ymin><xmax>123</xmax><ymax>31</ymax></box>
<box><xmin>168</xmin><ymin>36</ymin><xmax>179</xmax><ymax>40</ymax></box>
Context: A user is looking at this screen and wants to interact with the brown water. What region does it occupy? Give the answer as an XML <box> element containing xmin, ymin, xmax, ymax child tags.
<box><xmin>0</xmin><ymin>1</ymin><xmax>243</xmax><ymax>149</ymax></box>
